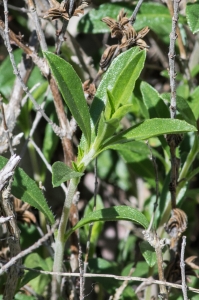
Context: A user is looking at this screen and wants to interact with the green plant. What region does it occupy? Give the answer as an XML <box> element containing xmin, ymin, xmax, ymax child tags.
<box><xmin>1</xmin><ymin>0</ymin><xmax>199</xmax><ymax>299</ymax></box>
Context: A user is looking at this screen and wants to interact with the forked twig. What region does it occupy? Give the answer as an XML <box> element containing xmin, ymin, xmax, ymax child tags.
<box><xmin>180</xmin><ymin>236</ymin><xmax>188</xmax><ymax>300</ymax></box>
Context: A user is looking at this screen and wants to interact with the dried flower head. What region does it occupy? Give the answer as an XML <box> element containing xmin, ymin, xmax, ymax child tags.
<box><xmin>165</xmin><ymin>253</ymin><xmax>198</xmax><ymax>284</ymax></box>
<box><xmin>100</xmin><ymin>9</ymin><xmax>149</xmax><ymax>71</ymax></box>
<box><xmin>44</xmin><ymin>0</ymin><xmax>89</xmax><ymax>21</ymax></box>
<box><xmin>13</xmin><ymin>197</ymin><xmax>36</xmax><ymax>225</ymax></box>
<box><xmin>100</xmin><ymin>44</ymin><xmax>120</xmax><ymax>71</ymax></box>
<box><xmin>165</xmin><ymin>208</ymin><xmax>187</xmax><ymax>238</ymax></box>
<box><xmin>83</xmin><ymin>80</ymin><xmax>96</xmax><ymax>102</ymax></box>
<box><xmin>120</xmin><ymin>26</ymin><xmax>150</xmax><ymax>50</ymax></box>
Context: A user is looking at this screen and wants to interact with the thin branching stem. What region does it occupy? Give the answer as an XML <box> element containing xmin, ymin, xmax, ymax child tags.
<box><xmin>0</xmin><ymin>94</ymin><xmax>14</xmax><ymax>155</ymax></box>
<box><xmin>147</xmin><ymin>143</ymin><xmax>159</xmax><ymax>231</ymax></box>
<box><xmin>168</xmin><ymin>0</ymin><xmax>180</xmax><ymax>119</ymax></box>
<box><xmin>129</xmin><ymin>0</ymin><xmax>144</xmax><ymax>24</ymax></box>
<box><xmin>1</xmin><ymin>1</ymin><xmax>63</xmax><ymax>138</ymax></box>
<box><xmin>18</xmin><ymin>267</ymin><xmax>199</xmax><ymax>295</ymax></box>
<box><xmin>180</xmin><ymin>236</ymin><xmax>188</xmax><ymax>300</ymax></box>
<box><xmin>0</xmin><ymin>220</ymin><xmax>58</xmax><ymax>276</ymax></box>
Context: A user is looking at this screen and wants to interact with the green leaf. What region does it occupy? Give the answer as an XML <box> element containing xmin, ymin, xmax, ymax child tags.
<box><xmin>44</xmin><ymin>51</ymin><xmax>91</xmax><ymax>148</ymax></box>
<box><xmin>186</xmin><ymin>2</ymin><xmax>199</xmax><ymax>34</ymax></box>
<box><xmin>112</xmin><ymin>104</ymin><xmax>134</xmax><ymax>120</ymax></box>
<box><xmin>139</xmin><ymin>241</ymin><xmax>156</xmax><ymax>267</ymax></box>
<box><xmin>0</xmin><ymin>49</ymin><xmax>22</xmax><ymax>99</ymax></box>
<box><xmin>90</xmin><ymin>48</ymin><xmax>146</xmax><ymax>130</ymax></box>
<box><xmin>94</xmin><ymin>113</ymin><xmax>120</xmax><ymax>150</ymax></box>
<box><xmin>102</xmin><ymin>119</ymin><xmax>197</xmax><ymax>148</ymax></box>
<box><xmin>83</xmin><ymin>195</ymin><xmax>104</xmax><ymax>256</ymax></box>
<box><xmin>0</xmin><ymin>156</ymin><xmax>55</xmax><ymax>225</ymax></box>
<box><xmin>188</xmin><ymin>86</ymin><xmax>199</xmax><ymax>119</ymax></box>
<box><xmin>52</xmin><ymin>161</ymin><xmax>84</xmax><ymax>187</ymax></box>
<box><xmin>176</xmin><ymin>95</ymin><xmax>196</xmax><ymax>127</ymax></box>
<box><xmin>78</xmin><ymin>3</ymin><xmax>172</xmax><ymax>43</ymax></box>
<box><xmin>24</xmin><ymin>253</ymin><xmax>52</xmax><ymax>295</ymax></box>
<box><xmin>88</xmin><ymin>258</ymin><xmax>120</xmax><ymax>293</ymax></box>
<box><xmin>141</xmin><ymin>81</ymin><xmax>170</xmax><ymax>118</ymax></box>
<box><xmin>42</xmin><ymin>112</ymin><xmax>59</xmax><ymax>163</ymax></box>
<box><xmin>65</xmin><ymin>206</ymin><xmax>149</xmax><ymax>241</ymax></box>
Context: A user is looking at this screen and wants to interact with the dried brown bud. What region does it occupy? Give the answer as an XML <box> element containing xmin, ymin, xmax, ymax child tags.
<box><xmin>166</xmin><ymin>134</ymin><xmax>183</xmax><ymax>147</ymax></box>
<box><xmin>165</xmin><ymin>208</ymin><xmax>187</xmax><ymax>238</ymax></box>
<box><xmin>14</xmin><ymin>197</ymin><xmax>36</xmax><ymax>225</ymax></box>
<box><xmin>44</xmin><ymin>0</ymin><xmax>89</xmax><ymax>20</ymax></box>
<box><xmin>185</xmin><ymin>256</ymin><xmax>199</xmax><ymax>270</ymax></box>
<box><xmin>100</xmin><ymin>45</ymin><xmax>120</xmax><ymax>71</ymax></box>
<box><xmin>83</xmin><ymin>80</ymin><xmax>96</xmax><ymax>102</ymax></box>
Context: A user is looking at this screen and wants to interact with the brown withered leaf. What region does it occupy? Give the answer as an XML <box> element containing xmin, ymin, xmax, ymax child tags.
<box><xmin>14</xmin><ymin>197</ymin><xmax>36</xmax><ymax>225</ymax></box>
<box><xmin>185</xmin><ymin>256</ymin><xmax>199</xmax><ymax>270</ymax></box>
<box><xmin>100</xmin><ymin>44</ymin><xmax>120</xmax><ymax>71</ymax></box>
<box><xmin>44</xmin><ymin>0</ymin><xmax>89</xmax><ymax>21</ymax></box>
<box><xmin>165</xmin><ymin>208</ymin><xmax>187</xmax><ymax>238</ymax></box>
<box><xmin>83</xmin><ymin>80</ymin><xmax>96</xmax><ymax>101</ymax></box>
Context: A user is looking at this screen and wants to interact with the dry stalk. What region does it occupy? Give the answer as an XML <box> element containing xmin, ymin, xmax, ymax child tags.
<box><xmin>0</xmin><ymin>155</ymin><xmax>21</xmax><ymax>300</ymax></box>
<box><xmin>180</xmin><ymin>236</ymin><xmax>188</xmax><ymax>300</ymax></box>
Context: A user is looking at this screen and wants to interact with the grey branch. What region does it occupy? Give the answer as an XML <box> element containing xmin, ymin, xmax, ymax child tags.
<box><xmin>0</xmin><ymin>220</ymin><xmax>58</xmax><ymax>276</ymax></box>
<box><xmin>0</xmin><ymin>154</ymin><xmax>21</xmax><ymax>190</ymax></box>
<box><xmin>180</xmin><ymin>236</ymin><xmax>188</xmax><ymax>300</ymax></box>
<box><xmin>168</xmin><ymin>0</ymin><xmax>180</xmax><ymax>119</ymax></box>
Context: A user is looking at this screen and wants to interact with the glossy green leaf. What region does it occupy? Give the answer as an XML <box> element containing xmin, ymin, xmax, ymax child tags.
<box><xmin>186</xmin><ymin>2</ymin><xmax>199</xmax><ymax>34</ymax></box>
<box><xmin>52</xmin><ymin>161</ymin><xmax>84</xmax><ymax>187</ymax></box>
<box><xmin>65</xmin><ymin>206</ymin><xmax>149</xmax><ymax>241</ymax></box>
<box><xmin>0</xmin><ymin>156</ymin><xmax>55</xmax><ymax>225</ymax></box>
<box><xmin>44</xmin><ymin>51</ymin><xmax>91</xmax><ymax>148</ymax></box>
<box><xmin>102</xmin><ymin>119</ymin><xmax>197</xmax><ymax>148</ymax></box>
<box><xmin>78</xmin><ymin>2</ymin><xmax>172</xmax><ymax>43</ymax></box>
<box><xmin>90</xmin><ymin>48</ymin><xmax>146</xmax><ymax>130</ymax></box>
<box><xmin>139</xmin><ymin>241</ymin><xmax>156</xmax><ymax>267</ymax></box>
<box><xmin>141</xmin><ymin>81</ymin><xmax>170</xmax><ymax>118</ymax></box>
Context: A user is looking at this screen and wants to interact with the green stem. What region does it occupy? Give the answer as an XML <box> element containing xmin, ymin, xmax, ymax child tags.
<box><xmin>176</xmin><ymin>133</ymin><xmax>199</xmax><ymax>199</ymax></box>
<box><xmin>159</xmin><ymin>134</ymin><xmax>199</xmax><ymax>229</ymax></box>
<box><xmin>53</xmin><ymin>177</ymin><xmax>79</xmax><ymax>284</ymax></box>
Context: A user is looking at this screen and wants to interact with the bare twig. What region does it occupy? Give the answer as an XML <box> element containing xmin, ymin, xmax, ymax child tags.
<box><xmin>167</xmin><ymin>0</ymin><xmax>186</xmax><ymax>60</ymax></box>
<box><xmin>84</xmin><ymin>158</ymin><xmax>98</xmax><ymax>273</ymax></box>
<box><xmin>0</xmin><ymin>5</ymin><xmax>63</xmax><ymax>137</ymax></box>
<box><xmin>0</xmin><ymin>155</ymin><xmax>21</xmax><ymax>300</ymax></box>
<box><xmin>147</xmin><ymin>143</ymin><xmax>159</xmax><ymax>231</ymax></box>
<box><xmin>55</xmin><ymin>20</ymin><xmax>69</xmax><ymax>55</ymax></box>
<box><xmin>168</xmin><ymin>0</ymin><xmax>180</xmax><ymax>119</ymax></box>
<box><xmin>180</xmin><ymin>236</ymin><xmax>188</xmax><ymax>300</ymax></box>
<box><xmin>27</xmin><ymin>0</ymin><xmax>48</xmax><ymax>51</ymax></box>
<box><xmin>0</xmin><ymin>220</ymin><xmax>58</xmax><ymax>276</ymax></box>
<box><xmin>0</xmin><ymin>95</ymin><xmax>14</xmax><ymax>155</ymax></box>
<box><xmin>17</xmin><ymin>267</ymin><xmax>199</xmax><ymax>295</ymax></box>
<box><xmin>29</xmin><ymin>138</ymin><xmax>68</xmax><ymax>195</ymax></box>
<box><xmin>129</xmin><ymin>0</ymin><xmax>144</xmax><ymax>25</ymax></box>
<box><xmin>78</xmin><ymin>243</ymin><xmax>84</xmax><ymax>300</ymax></box>
<box><xmin>0</xmin><ymin>154</ymin><xmax>20</xmax><ymax>190</ymax></box>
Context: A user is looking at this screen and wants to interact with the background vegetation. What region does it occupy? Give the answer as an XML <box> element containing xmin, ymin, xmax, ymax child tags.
<box><xmin>1</xmin><ymin>0</ymin><xmax>199</xmax><ymax>299</ymax></box>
